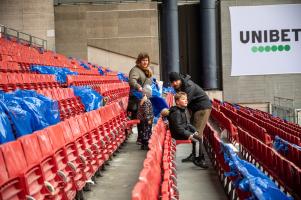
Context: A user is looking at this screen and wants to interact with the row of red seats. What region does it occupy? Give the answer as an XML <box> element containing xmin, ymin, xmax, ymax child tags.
<box><xmin>238</xmin><ymin>127</ymin><xmax>301</xmax><ymax>199</ymax></box>
<box><xmin>219</xmin><ymin>101</ymin><xmax>301</xmax><ymax>140</ymax></box>
<box><xmin>237</xmin><ymin>109</ymin><xmax>301</xmax><ymax>146</ymax></box>
<box><xmin>0</xmin><ymin>72</ymin><xmax>59</xmax><ymax>91</ymax></box>
<box><xmin>276</xmin><ymin>137</ymin><xmax>301</xmax><ymax>169</ymax></box>
<box><xmin>213</xmin><ymin>100</ymin><xmax>301</xmax><ymax>198</ymax></box>
<box><xmin>0</xmin><ymin>101</ymin><xmax>129</xmax><ymax>200</ymax></box>
<box><xmin>211</xmin><ymin>107</ymin><xmax>238</xmax><ymax>142</ymax></box>
<box><xmin>71</xmin><ymin>68</ymin><xmax>100</xmax><ymax>76</ymax></box>
<box><xmin>218</xmin><ymin>103</ymin><xmax>272</xmax><ymax>146</ymax></box>
<box><xmin>0</xmin><ymin>38</ymin><xmax>103</xmax><ymax>73</ymax></box>
<box><xmin>92</xmin><ymin>83</ymin><xmax>130</xmax><ymax>103</ymax></box>
<box><xmin>219</xmin><ymin>105</ymin><xmax>239</xmax><ymax>125</ymax></box>
<box><xmin>132</xmin><ymin>119</ymin><xmax>178</xmax><ymax>200</ymax></box>
<box><xmin>253</xmin><ymin>112</ymin><xmax>301</xmax><ymax>139</ymax></box>
<box><xmin>252</xmin><ymin>108</ymin><xmax>301</xmax><ymax>133</ymax></box>
<box><xmin>0</xmin><ymin>38</ymin><xmax>70</xmax><ymax>68</ymax></box>
<box><xmin>37</xmin><ymin>88</ymin><xmax>85</xmax><ymax>120</ymax></box>
<box><xmin>0</xmin><ymin>61</ymin><xmax>28</xmax><ymax>73</ymax></box>
<box><xmin>236</xmin><ymin>112</ymin><xmax>272</xmax><ymax>146</ymax></box>
<box><xmin>67</xmin><ymin>75</ymin><xmax>120</xmax><ymax>86</ymax></box>
<box><xmin>203</xmin><ymin>123</ymin><xmax>251</xmax><ymax>199</ymax></box>
<box><xmin>161</xmin><ymin>130</ymin><xmax>178</xmax><ymax>200</ymax></box>
<box><xmin>217</xmin><ymin>101</ymin><xmax>301</xmax><ymax>146</ymax></box>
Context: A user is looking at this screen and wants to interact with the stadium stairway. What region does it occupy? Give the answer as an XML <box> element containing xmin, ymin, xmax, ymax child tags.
<box><xmin>83</xmin><ymin>128</ymin><xmax>147</xmax><ymax>200</ymax></box>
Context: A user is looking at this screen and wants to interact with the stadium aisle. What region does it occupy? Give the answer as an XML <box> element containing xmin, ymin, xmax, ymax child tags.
<box><xmin>84</xmin><ymin>128</ymin><xmax>147</xmax><ymax>200</ymax></box>
<box><xmin>176</xmin><ymin>144</ymin><xmax>227</xmax><ymax>200</ymax></box>
<box><xmin>176</xmin><ymin>121</ymin><xmax>227</xmax><ymax>200</ymax></box>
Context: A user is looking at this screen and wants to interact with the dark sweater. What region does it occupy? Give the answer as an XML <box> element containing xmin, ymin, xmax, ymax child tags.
<box><xmin>168</xmin><ymin>106</ymin><xmax>197</xmax><ymax>140</ymax></box>
<box><xmin>176</xmin><ymin>74</ymin><xmax>212</xmax><ymax>112</ymax></box>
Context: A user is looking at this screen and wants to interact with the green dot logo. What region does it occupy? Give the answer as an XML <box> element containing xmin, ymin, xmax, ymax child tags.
<box><xmin>251</xmin><ymin>46</ymin><xmax>258</xmax><ymax>52</ymax></box>
<box><xmin>265</xmin><ymin>46</ymin><xmax>271</xmax><ymax>52</ymax></box>
<box><xmin>258</xmin><ymin>46</ymin><xmax>264</xmax><ymax>52</ymax></box>
<box><xmin>251</xmin><ymin>44</ymin><xmax>291</xmax><ymax>53</ymax></box>
<box><xmin>271</xmin><ymin>45</ymin><xmax>277</xmax><ymax>52</ymax></box>
<box><xmin>284</xmin><ymin>45</ymin><xmax>291</xmax><ymax>51</ymax></box>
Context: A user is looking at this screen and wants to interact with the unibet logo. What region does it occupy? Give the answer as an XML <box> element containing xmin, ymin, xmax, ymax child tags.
<box><xmin>240</xmin><ymin>29</ymin><xmax>301</xmax><ymax>53</ymax></box>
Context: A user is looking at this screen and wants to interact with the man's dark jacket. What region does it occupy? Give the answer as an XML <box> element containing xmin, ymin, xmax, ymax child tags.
<box><xmin>175</xmin><ymin>74</ymin><xmax>212</xmax><ymax>112</ymax></box>
<box><xmin>168</xmin><ymin>106</ymin><xmax>197</xmax><ymax>140</ymax></box>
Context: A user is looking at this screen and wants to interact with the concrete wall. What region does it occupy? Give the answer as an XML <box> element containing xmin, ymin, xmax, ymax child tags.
<box><xmin>0</xmin><ymin>0</ymin><xmax>55</xmax><ymax>50</ymax></box>
<box><xmin>55</xmin><ymin>2</ymin><xmax>160</xmax><ymax>76</ymax></box>
<box><xmin>220</xmin><ymin>0</ymin><xmax>301</xmax><ymax>109</ymax></box>
<box><xmin>87</xmin><ymin>46</ymin><xmax>159</xmax><ymax>78</ymax></box>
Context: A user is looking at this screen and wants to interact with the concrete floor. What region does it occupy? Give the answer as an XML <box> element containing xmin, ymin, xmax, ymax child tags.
<box><xmin>83</xmin><ymin>129</ymin><xmax>147</xmax><ymax>200</ymax></box>
<box><xmin>84</xmin><ymin>127</ymin><xmax>227</xmax><ymax>200</ymax></box>
<box><xmin>176</xmin><ymin>143</ymin><xmax>227</xmax><ymax>200</ymax></box>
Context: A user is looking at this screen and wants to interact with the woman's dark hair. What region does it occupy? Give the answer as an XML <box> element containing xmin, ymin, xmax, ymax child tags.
<box><xmin>136</xmin><ymin>52</ymin><xmax>150</xmax><ymax>65</ymax></box>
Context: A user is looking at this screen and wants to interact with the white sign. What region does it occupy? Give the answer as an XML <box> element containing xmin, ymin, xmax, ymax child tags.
<box><xmin>229</xmin><ymin>4</ymin><xmax>301</xmax><ymax>76</ymax></box>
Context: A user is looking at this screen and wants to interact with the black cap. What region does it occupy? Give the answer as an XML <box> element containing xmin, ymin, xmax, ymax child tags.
<box><xmin>169</xmin><ymin>72</ymin><xmax>180</xmax><ymax>82</ymax></box>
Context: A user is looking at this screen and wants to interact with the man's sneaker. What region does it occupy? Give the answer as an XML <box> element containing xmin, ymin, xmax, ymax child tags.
<box><xmin>193</xmin><ymin>158</ymin><xmax>209</xmax><ymax>169</ymax></box>
<box><xmin>181</xmin><ymin>153</ymin><xmax>196</xmax><ymax>162</ymax></box>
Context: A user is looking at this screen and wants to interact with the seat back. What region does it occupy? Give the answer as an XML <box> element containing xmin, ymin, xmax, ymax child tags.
<box><xmin>61</xmin><ymin>121</ymin><xmax>74</xmax><ymax>144</ymax></box>
<box><xmin>18</xmin><ymin>134</ymin><xmax>43</xmax><ymax>166</ymax></box>
<box><xmin>0</xmin><ymin>151</ymin><xmax>9</xmax><ymax>185</ymax></box>
<box><xmin>0</xmin><ymin>142</ymin><xmax>26</xmax><ymax>200</ymax></box>
<box><xmin>36</xmin><ymin>129</ymin><xmax>54</xmax><ymax>157</ymax></box>
<box><xmin>76</xmin><ymin>115</ymin><xmax>89</xmax><ymax>134</ymax></box>
<box><xmin>67</xmin><ymin>117</ymin><xmax>82</xmax><ymax>139</ymax></box>
<box><xmin>46</xmin><ymin>124</ymin><xmax>66</xmax><ymax>151</ymax></box>
<box><xmin>0</xmin><ymin>141</ymin><xmax>27</xmax><ymax>178</ymax></box>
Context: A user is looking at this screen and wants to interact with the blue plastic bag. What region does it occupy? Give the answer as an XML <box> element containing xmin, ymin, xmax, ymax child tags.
<box><xmin>117</xmin><ymin>72</ymin><xmax>129</xmax><ymax>82</ymax></box>
<box><xmin>151</xmin><ymin>79</ymin><xmax>161</xmax><ymax>97</ymax></box>
<box><xmin>13</xmin><ymin>90</ymin><xmax>60</xmax><ymax>126</ymax></box>
<box><xmin>0</xmin><ymin>94</ymin><xmax>34</xmax><ymax>138</ymax></box>
<box><xmin>222</xmin><ymin>144</ymin><xmax>292</xmax><ymax>200</ymax></box>
<box><xmin>0</xmin><ymin>104</ymin><xmax>15</xmax><ymax>144</ymax></box>
<box><xmin>71</xmin><ymin>86</ymin><xmax>103</xmax><ymax>111</ymax></box>
<box><xmin>162</xmin><ymin>86</ymin><xmax>176</xmax><ymax>94</ymax></box>
<box><xmin>150</xmin><ymin>96</ymin><xmax>169</xmax><ymax>118</ymax></box>
<box><xmin>31</xmin><ymin>65</ymin><xmax>78</xmax><ymax>84</ymax></box>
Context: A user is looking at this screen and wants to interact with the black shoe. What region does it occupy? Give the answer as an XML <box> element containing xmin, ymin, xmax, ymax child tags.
<box><xmin>181</xmin><ymin>153</ymin><xmax>196</xmax><ymax>163</ymax></box>
<box><xmin>199</xmin><ymin>154</ymin><xmax>205</xmax><ymax>161</ymax></box>
<box><xmin>141</xmin><ymin>144</ymin><xmax>149</xmax><ymax>150</ymax></box>
<box><xmin>193</xmin><ymin>158</ymin><xmax>209</xmax><ymax>169</ymax></box>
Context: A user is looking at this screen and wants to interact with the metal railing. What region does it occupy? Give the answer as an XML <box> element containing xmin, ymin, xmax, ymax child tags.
<box><xmin>272</xmin><ymin>96</ymin><xmax>296</xmax><ymax>123</ymax></box>
<box><xmin>0</xmin><ymin>24</ymin><xmax>47</xmax><ymax>49</ymax></box>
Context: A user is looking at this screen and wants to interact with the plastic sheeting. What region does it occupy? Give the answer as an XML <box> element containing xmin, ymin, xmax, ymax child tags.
<box><xmin>0</xmin><ymin>104</ymin><xmax>15</xmax><ymax>144</ymax></box>
<box><xmin>151</xmin><ymin>79</ymin><xmax>161</xmax><ymax>97</ymax></box>
<box><xmin>222</xmin><ymin>144</ymin><xmax>292</xmax><ymax>200</ymax></box>
<box><xmin>0</xmin><ymin>93</ymin><xmax>34</xmax><ymax>137</ymax></box>
<box><xmin>71</xmin><ymin>86</ymin><xmax>103</xmax><ymax>112</ymax></box>
<box><xmin>98</xmin><ymin>68</ymin><xmax>105</xmax><ymax>75</ymax></box>
<box><xmin>31</xmin><ymin>65</ymin><xmax>78</xmax><ymax>83</ymax></box>
<box><xmin>0</xmin><ymin>90</ymin><xmax>60</xmax><ymax>138</ymax></box>
<box><xmin>274</xmin><ymin>136</ymin><xmax>301</xmax><ymax>154</ymax></box>
<box><xmin>150</xmin><ymin>96</ymin><xmax>169</xmax><ymax>118</ymax></box>
<box><xmin>117</xmin><ymin>72</ymin><xmax>129</xmax><ymax>82</ymax></box>
<box><xmin>162</xmin><ymin>86</ymin><xmax>176</xmax><ymax>94</ymax></box>
<box><xmin>14</xmin><ymin>90</ymin><xmax>60</xmax><ymax>129</ymax></box>
<box><xmin>79</xmin><ymin>61</ymin><xmax>90</xmax><ymax>70</ymax></box>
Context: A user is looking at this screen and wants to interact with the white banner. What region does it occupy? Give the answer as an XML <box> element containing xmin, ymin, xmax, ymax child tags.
<box><xmin>229</xmin><ymin>4</ymin><xmax>301</xmax><ymax>76</ymax></box>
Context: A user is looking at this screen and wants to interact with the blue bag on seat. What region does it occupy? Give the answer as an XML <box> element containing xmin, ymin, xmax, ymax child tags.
<box><xmin>0</xmin><ymin>104</ymin><xmax>15</xmax><ymax>144</ymax></box>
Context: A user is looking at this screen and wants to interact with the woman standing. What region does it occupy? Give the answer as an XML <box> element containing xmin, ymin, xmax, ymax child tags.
<box><xmin>128</xmin><ymin>53</ymin><xmax>153</xmax><ymax>144</ymax></box>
